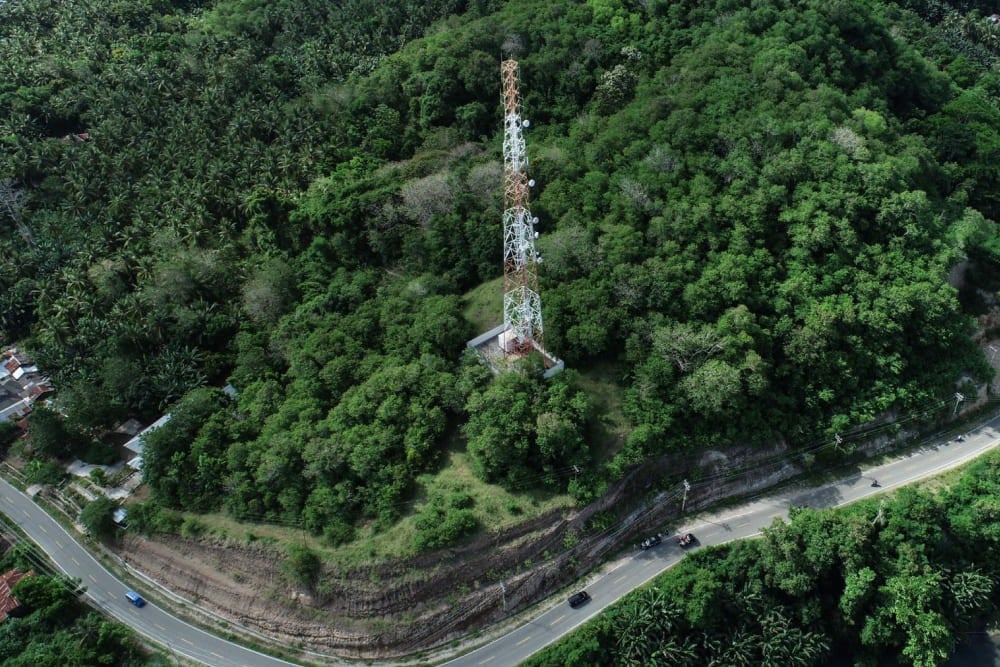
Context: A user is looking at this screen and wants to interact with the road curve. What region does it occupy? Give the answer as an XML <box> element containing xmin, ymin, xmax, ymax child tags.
<box><xmin>0</xmin><ymin>476</ymin><xmax>301</xmax><ymax>667</ymax></box>
<box><xmin>443</xmin><ymin>416</ymin><xmax>1000</xmax><ymax>667</ymax></box>
<box><xmin>2</xmin><ymin>416</ymin><xmax>998</xmax><ymax>667</ymax></box>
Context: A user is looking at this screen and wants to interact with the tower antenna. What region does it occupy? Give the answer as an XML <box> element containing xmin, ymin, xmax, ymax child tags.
<box><xmin>500</xmin><ymin>59</ymin><xmax>544</xmax><ymax>357</ymax></box>
<box><xmin>464</xmin><ymin>60</ymin><xmax>562</xmax><ymax>377</ymax></box>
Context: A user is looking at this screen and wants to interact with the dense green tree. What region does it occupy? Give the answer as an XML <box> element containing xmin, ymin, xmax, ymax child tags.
<box><xmin>79</xmin><ymin>497</ymin><xmax>119</xmax><ymax>542</ymax></box>
<box><xmin>0</xmin><ymin>572</ymin><xmax>149</xmax><ymax>666</ymax></box>
<box><xmin>464</xmin><ymin>369</ymin><xmax>591</xmax><ymax>489</ymax></box>
<box><xmin>26</xmin><ymin>406</ymin><xmax>85</xmax><ymax>460</ymax></box>
<box><xmin>141</xmin><ymin>388</ymin><xmax>229</xmax><ymax>510</ymax></box>
<box><xmin>11</xmin><ymin>575</ymin><xmax>77</xmax><ymax>624</ymax></box>
<box><xmin>0</xmin><ymin>421</ymin><xmax>19</xmax><ymax>451</ymax></box>
<box><xmin>529</xmin><ymin>448</ymin><xmax>1000</xmax><ymax>666</ymax></box>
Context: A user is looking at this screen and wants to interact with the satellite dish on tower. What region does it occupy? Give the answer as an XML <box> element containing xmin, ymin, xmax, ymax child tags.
<box><xmin>528</xmin><ymin>179</ymin><xmax>536</xmax><ymax>187</ymax></box>
<box><xmin>522</xmin><ymin>119</ymin><xmax>530</xmax><ymax>128</ymax></box>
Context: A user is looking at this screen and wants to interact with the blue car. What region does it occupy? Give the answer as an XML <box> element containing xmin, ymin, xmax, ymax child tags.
<box><xmin>125</xmin><ymin>590</ymin><xmax>146</xmax><ymax>607</ymax></box>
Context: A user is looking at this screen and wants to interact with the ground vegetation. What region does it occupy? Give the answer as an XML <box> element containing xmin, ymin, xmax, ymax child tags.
<box><xmin>1</xmin><ymin>0</ymin><xmax>998</xmax><ymax>574</ymax></box>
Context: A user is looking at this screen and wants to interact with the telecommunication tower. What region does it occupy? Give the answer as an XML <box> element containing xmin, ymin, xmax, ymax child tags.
<box><xmin>463</xmin><ymin>60</ymin><xmax>562</xmax><ymax>377</ymax></box>
<box><xmin>500</xmin><ymin>59</ymin><xmax>544</xmax><ymax>357</ymax></box>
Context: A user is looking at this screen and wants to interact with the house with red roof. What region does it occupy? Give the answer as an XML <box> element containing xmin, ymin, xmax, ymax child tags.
<box><xmin>0</xmin><ymin>568</ymin><xmax>34</xmax><ymax>622</ymax></box>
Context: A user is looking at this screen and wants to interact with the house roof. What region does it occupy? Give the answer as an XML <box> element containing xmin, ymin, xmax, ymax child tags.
<box><xmin>123</xmin><ymin>413</ymin><xmax>172</xmax><ymax>455</ymax></box>
<box><xmin>0</xmin><ymin>569</ymin><xmax>33</xmax><ymax>621</ymax></box>
<box><xmin>26</xmin><ymin>381</ymin><xmax>53</xmax><ymax>400</ymax></box>
<box><xmin>0</xmin><ymin>349</ymin><xmax>51</xmax><ymax>412</ymax></box>
<box><xmin>0</xmin><ymin>398</ymin><xmax>30</xmax><ymax>423</ymax></box>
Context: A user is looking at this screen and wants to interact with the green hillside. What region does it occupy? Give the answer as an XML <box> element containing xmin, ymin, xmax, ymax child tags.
<box><xmin>1</xmin><ymin>0</ymin><xmax>998</xmax><ymax>554</ymax></box>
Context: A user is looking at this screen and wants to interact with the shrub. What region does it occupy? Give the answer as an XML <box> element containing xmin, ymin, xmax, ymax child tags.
<box><xmin>179</xmin><ymin>516</ymin><xmax>207</xmax><ymax>539</ymax></box>
<box><xmin>412</xmin><ymin>491</ymin><xmax>479</xmax><ymax>551</ymax></box>
<box><xmin>23</xmin><ymin>459</ymin><xmax>66</xmax><ymax>486</ymax></box>
<box><xmin>125</xmin><ymin>501</ymin><xmax>182</xmax><ymax>535</ymax></box>
<box><xmin>89</xmin><ymin>468</ymin><xmax>107</xmax><ymax>487</ymax></box>
<box><xmin>79</xmin><ymin>441</ymin><xmax>118</xmax><ymax>466</ymax></box>
<box><xmin>281</xmin><ymin>544</ymin><xmax>321</xmax><ymax>589</ymax></box>
<box><xmin>322</xmin><ymin>519</ymin><xmax>355</xmax><ymax>547</ymax></box>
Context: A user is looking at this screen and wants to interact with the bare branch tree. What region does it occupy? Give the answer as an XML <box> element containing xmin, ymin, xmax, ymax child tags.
<box><xmin>652</xmin><ymin>322</ymin><xmax>726</xmax><ymax>373</ymax></box>
<box><xmin>0</xmin><ymin>179</ymin><xmax>35</xmax><ymax>245</ymax></box>
<box><xmin>400</xmin><ymin>172</ymin><xmax>453</xmax><ymax>227</ymax></box>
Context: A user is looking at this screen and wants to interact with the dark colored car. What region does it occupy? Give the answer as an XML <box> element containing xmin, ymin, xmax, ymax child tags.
<box><xmin>678</xmin><ymin>532</ymin><xmax>696</xmax><ymax>547</ymax></box>
<box><xmin>568</xmin><ymin>591</ymin><xmax>591</xmax><ymax>608</ymax></box>
<box><xmin>640</xmin><ymin>534</ymin><xmax>662</xmax><ymax>550</ymax></box>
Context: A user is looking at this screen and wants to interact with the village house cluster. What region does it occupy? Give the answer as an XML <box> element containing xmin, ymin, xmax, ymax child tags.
<box><xmin>0</xmin><ymin>348</ymin><xmax>53</xmax><ymax>424</ymax></box>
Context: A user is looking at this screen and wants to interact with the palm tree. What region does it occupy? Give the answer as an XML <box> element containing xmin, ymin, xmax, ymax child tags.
<box><xmin>613</xmin><ymin>587</ymin><xmax>684</xmax><ymax>665</ymax></box>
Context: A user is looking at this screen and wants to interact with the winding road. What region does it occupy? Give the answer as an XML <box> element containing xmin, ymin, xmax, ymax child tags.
<box><xmin>1</xmin><ymin>415</ymin><xmax>999</xmax><ymax>667</ymax></box>
<box><xmin>0</xmin><ymin>477</ymin><xmax>298</xmax><ymax>667</ymax></box>
<box><xmin>443</xmin><ymin>416</ymin><xmax>1000</xmax><ymax>667</ymax></box>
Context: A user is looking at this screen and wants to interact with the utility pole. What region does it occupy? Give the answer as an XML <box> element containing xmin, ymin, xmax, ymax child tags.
<box><xmin>953</xmin><ymin>392</ymin><xmax>965</xmax><ymax>416</ymax></box>
<box><xmin>681</xmin><ymin>479</ymin><xmax>691</xmax><ymax>512</ymax></box>
<box><xmin>499</xmin><ymin>581</ymin><xmax>507</xmax><ymax>610</ymax></box>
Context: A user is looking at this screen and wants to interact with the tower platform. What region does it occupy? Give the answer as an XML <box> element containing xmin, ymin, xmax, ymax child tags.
<box><xmin>466</xmin><ymin>324</ymin><xmax>564</xmax><ymax>378</ymax></box>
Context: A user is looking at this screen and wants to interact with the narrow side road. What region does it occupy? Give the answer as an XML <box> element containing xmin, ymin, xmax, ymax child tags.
<box><xmin>0</xmin><ymin>477</ymin><xmax>301</xmax><ymax>667</ymax></box>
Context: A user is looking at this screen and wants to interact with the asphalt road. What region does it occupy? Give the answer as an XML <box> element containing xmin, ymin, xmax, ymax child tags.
<box><xmin>443</xmin><ymin>416</ymin><xmax>1000</xmax><ymax>667</ymax></box>
<box><xmin>0</xmin><ymin>476</ymin><xmax>299</xmax><ymax>667</ymax></box>
<box><xmin>2</xmin><ymin>415</ymin><xmax>998</xmax><ymax>667</ymax></box>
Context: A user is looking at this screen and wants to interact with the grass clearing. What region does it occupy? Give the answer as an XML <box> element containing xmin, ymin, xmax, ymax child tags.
<box><xmin>416</xmin><ymin>449</ymin><xmax>574</xmax><ymax>534</ymax></box>
<box><xmin>575</xmin><ymin>361</ymin><xmax>631</xmax><ymax>460</ymax></box>
<box><xmin>461</xmin><ymin>276</ymin><xmax>503</xmax><ymax>333</ymax></box>
<box><xmin>183</xmin><ymin>449</ymin><xmax>573</xmax><ymax>572</ymax></box>
<box><xmin>191</xmin><ymin>508</ymin><xmax>426</xmax><ymax>569</ymax></box>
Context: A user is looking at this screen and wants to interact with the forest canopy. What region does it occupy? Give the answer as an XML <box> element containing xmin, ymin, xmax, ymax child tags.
<box><xmin>2</xmin><ymin>0</ymin><xmax>998</xmax><ymax>534</ymax></box>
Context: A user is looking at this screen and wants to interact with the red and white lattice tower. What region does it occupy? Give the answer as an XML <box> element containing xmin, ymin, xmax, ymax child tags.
<box><xmin>501</xmin><ymin>59</ymin><xmax>544</xmax><ymax>357</ymax></box>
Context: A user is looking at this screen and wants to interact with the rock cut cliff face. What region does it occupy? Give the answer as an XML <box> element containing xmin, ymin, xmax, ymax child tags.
<box><xmin>115</xmin><ymin>439</ymin><xmax>812</xmax><ymax>658</ymax></box>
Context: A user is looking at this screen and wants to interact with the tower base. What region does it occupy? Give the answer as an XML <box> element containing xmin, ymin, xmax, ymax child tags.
<box><xmin>466</xmin><ymin>324</ymin><xmax>564</xmax><ymax>378</ymax></box>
